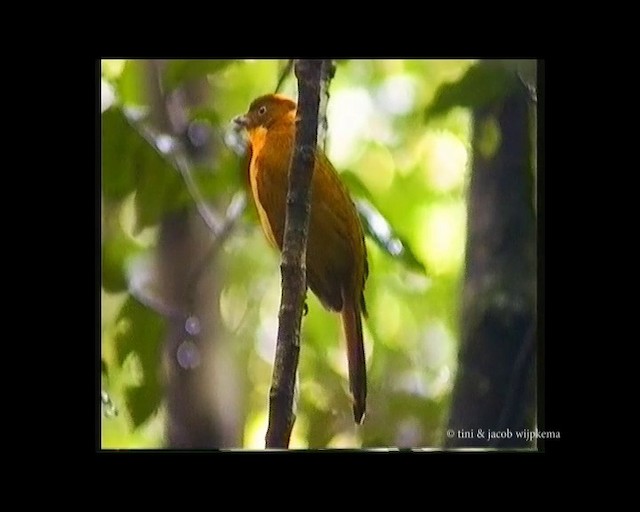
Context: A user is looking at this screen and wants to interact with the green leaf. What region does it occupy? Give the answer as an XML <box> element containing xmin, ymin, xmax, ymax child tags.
<box><xmin>116</xmin><ymin>60</ymin><xmax>148</xmax><ymax>107</ymax></box>
<box><xmin>190</xmin><ymin>148</ymin><xmax>245</xmax><ymax>202</ymax></box>
<box><xmin>102</xmin><ymin>217</ymin><xmax>145</xmax><ymax>293</ymax></box>
<box><xmin>339</xmin><ymin>170</ymin><xmax>376</xmax><ymax>203</ymax></box>
<box><xmin>102</xmin><ymin>108</ymin><xmax>138</xmax><ymax>200</ymax></box>
<box><xmin>114</xmin><ymin>297</ymin><xmax>165</xmax><ymax>427</ymax></box>
<box><xmin>133</xmin><ymin>156</ymin><xmax>187</xmax><ymax>233</ymax></box>
<box><xmin>356</xmin><ymin>198</ymin><xmax>427</xmax><ymax>275</ymax></box>
<box><xmin>102</xmin><ymin>107</ymin><xmax>190</xmax><ymax>232</ymax></box>
<box><xmin>126</xmin><ymin>386</ymin><xmax>161</xmax><ymax>428</ymax></box>
<box><xmin>425</xmin><ymin>61</ymin><xmax>518</xmax><ymax>119</ymax></box>
<box><xmin>163</xmin><ymin>60</ymin><xmax>234</xmax><ymax>92</ymax></box>
<box><xmin>341</xmin><ymin>172</ymin><xmax>427</xmax><ymax>274</ymax></box>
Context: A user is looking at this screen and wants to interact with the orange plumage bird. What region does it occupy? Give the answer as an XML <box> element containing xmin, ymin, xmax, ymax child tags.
<box><xmin>234</xmin><ymin>94</ymin><xmax>369</xmax><ymax>423</ymax></box>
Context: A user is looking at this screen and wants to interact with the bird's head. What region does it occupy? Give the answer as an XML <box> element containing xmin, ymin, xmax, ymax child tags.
<box><xmin>233</xmin><ymin>94</ymin><xmax>297</xmax><ymax>132</ymax></box>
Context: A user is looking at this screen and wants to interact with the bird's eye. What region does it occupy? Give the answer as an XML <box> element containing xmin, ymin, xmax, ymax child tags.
<box><xmin>258</xmin><ymin>106</ymin><xmax>267</xmax><ymax>116</ymax></box>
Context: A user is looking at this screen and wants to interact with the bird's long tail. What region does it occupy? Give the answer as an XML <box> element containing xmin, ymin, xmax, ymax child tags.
<box><xmin>341</xmin><ymin>298</ymin><xmax>367</xmax><ymax>424</ymax></box>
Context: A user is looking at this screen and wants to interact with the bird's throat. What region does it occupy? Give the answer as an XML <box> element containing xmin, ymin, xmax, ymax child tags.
<box><xmin>249</xmin><ymin>126</ymin><xmax>279</xmax><ymax>249</ymax></box>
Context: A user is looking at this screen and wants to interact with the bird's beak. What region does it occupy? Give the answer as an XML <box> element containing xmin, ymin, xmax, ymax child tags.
<box><xmin>233</xmin><ymin>115</ymin><xmax>249</xmax><ymax>128</ymax></box>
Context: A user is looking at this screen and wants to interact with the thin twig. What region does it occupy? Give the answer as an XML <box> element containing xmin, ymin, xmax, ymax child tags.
<box><xmin>318</xmin><ymin>59</ymin><xmax>336</xmax><ymax>150</ymax></box>
<box><xmin>274</xmin><ymin>59</ymin><xmax>294</xmax><ymax>94</ymax></box>
<box><xmin>173</xmin><ymin>151</ymin><xmax>225</xmax><ymax>235</ymax></box>
<box><xmin>265</xmin><ymin>59</ymin><xmax>323</xmax><ymax>448</ymax></box>
<box><xmin>127</xmin><ymin>113</ymin><xmax>229</xmax><ymax>239</ymax></box>
<box><xmin>127</xmin><ymin>255</ymin><xmax>184</xmax><ymax>319</ymax></box>
<box><xmin>123</xmin><ymin>113</ymin><xmax>246</xmax><ymax>318</ymax></box>
<box><xmin>186</xmin><ymin>191</ymin><xmax>247</xmax><ymax>293</ymax></box>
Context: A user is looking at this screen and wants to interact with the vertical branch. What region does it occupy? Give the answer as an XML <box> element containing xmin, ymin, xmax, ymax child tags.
<box><xmin>317</xmin><ymin>59</ymin><xmax>336</xmax><ymax>150</ymax></box>
<box><xmin>145</xmin><ymin>60</ymin><xmax>243</xmax><ymax>448</ymax></box>
<box><xmin>265</xmin><ymin>59</ymin><xmax>323</xmax><ymax>448</ymax></box>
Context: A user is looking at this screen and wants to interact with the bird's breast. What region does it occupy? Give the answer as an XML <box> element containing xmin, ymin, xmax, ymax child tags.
<box><xmin>248</xmin><ymin>126</ymin><xmax>289</xmax><ymax>250</ymax></box>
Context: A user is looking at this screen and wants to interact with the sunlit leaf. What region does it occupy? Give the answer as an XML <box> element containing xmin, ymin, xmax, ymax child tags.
<box><xmin>116</xmin><ymin>60</ymin><xmax>148</xmax><ymax>107</ymax></box>
<box><xmin>339</xmin><ymin>170</ymin><xmax>376</xmax><ymax>203</ymax></box>
<box><xmin>425</xmin><ymin>61</ymin><xmax>517</xmax><ymax>119</ymax></box>
<box><xmin>163</xmin><ymin>59</ymin><xmax>234</xmax><ymax>91</ymax></box>
<box><xmin>102</xmin><ymin>216</ymin><xmax>145</xmax><ymax>293</ymax></box>
<box><xmin>102</xmin><ymin>230</ymin><xmax>143</xmax><ymax>293</ymax></box>
<box><xmin>114</xmin><ymin>297</ymin><xmax>165</xmax><ymax>427</ymax></box>
<box><xmin>356</xmin><ymin>199</ymin><xmax>427</xmax><ymax>274</ymax></box>
<box><xmin>343</xmin><ymin>171</ymin><xmax>427</xmax><ymax>276</ymax></box>
<box><xmin>101</xmin><ymin>59</ymin><xmax>126</xmax><ymax>80</ymax></box>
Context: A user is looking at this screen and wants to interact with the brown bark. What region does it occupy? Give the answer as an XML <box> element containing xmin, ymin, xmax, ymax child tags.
<box><xmin>445</xmin><ymin>78</ymin><xmax>536</xmax><ymax>448</ymax></box>
<box><xmin>265</xmin><ymin>59</ymin><xmax>324</xmax><ymax>448</ymax></box>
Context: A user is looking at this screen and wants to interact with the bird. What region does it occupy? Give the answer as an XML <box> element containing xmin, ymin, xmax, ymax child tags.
<box><xmin>233</xmin><ymin>93</ymin><xmax>369</xmax><ymax>424</ymax></box>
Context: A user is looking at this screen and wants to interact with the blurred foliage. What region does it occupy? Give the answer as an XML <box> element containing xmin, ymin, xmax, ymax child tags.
<box><xmin>101</xmin><ymin>59</ymin><xmax>529</xmax><ymax>449</ymax></box>
<box><xmin>425</xmin><ymin>61</ymin><xmax>518</xmax><ymax>119</ymax></box>
<box><xmin>102</xmin><ymin>108</ymin><xmax>190</xmax><ymax>232</ymax></box>
<box><xmin>114</xmin><ymin>297</ymin><xmax>165</xmax><ymax>427</ymax></box>
<box><xmin>162</xmin><ymin>60</ymin><xmax>233</xmax><ymax>91</ymax></box>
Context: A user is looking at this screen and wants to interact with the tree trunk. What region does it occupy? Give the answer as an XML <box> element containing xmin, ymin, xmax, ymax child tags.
<box><xmin>445</xmin><ymin>80</ymin><xmax>536</xmax><ymax>448</ymax></box>
<box><xmin>146</xmin><ymin>60</ymin><xmax>243</xmax><ymax>448</ymax></box>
